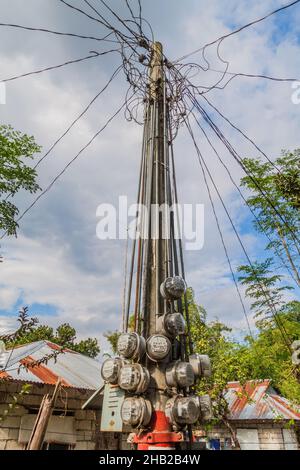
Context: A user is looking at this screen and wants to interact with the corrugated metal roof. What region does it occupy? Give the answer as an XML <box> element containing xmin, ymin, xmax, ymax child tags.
<box><xmin>0</xmin><ymin>340</ymin><xmax>103</xmax><ymax>390</ymax></box>
<box><xmin>2</xmin><ymin>343</ymin><xmax>299</xmax><ymax>420</ymax></box>
<box><xmin>225</xmin><ymin>380</ymin><xmax>300</xmax><ymax>421</ymax></box>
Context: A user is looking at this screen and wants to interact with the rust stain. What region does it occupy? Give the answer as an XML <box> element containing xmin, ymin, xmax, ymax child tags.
<box><xmin>0</xmin><ymin>371</ymin><xmax>10</xmax><ymax>379</ymax></box>
<box><xmin>20</xmin><ymin>355</ymin><xmax>70</xmax><ymax>387</ymax></box>
<box><xmin>46</xmin><ymin>341</ymin><xmax>76</xmax><ymax>354</ymax></box>
<box><xmin>229</xmin><ymin>380</ymin><xmax>270</xmax><ymax>417</ymax></box>
<box><xmin>270</xmin><ymin>395</ymin><xmax>300</xmax><ymax>419</ymax></box>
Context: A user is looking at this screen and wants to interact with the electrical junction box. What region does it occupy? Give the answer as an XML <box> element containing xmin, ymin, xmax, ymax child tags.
<box><xmin>100</xmin><ymin>383</ymin><xmax>125</xmax><ymax>432</ymax></box>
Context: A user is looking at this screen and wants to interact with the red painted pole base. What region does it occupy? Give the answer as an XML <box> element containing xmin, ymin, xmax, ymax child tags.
<box><xmin>133</xmin><ymin>411</ymin><xmax>183</xmax><ymax>450</ymax></box>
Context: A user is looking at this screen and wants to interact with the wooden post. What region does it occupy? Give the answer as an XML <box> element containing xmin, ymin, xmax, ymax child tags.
<box><xmin>27</xmin><ymin>378</ymin><xmax>62</xmax><ymax>450</ymax></box>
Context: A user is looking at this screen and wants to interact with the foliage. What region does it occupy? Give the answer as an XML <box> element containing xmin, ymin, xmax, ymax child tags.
<box><xmin>0</xmin><ymin>307</ymin><xmax>39</xmax><ymax>344</ymax></box>
<box><xmin>0</xmin><ymin>384</ymin><xmax>32</xmax><ymax>424</ymax></box>
<box><xmin>104</xmin><ymin>330</ymin><xmax>121</xmax><ymax>355</ymax></box>
<box><xmin>187</xmin><ymin>288</ymin><xmax>300</xmax><ymax>411</ymax></box>
<box><xmin>0</xmin><ymin>124</ymin><xmax>41</xmax><ymax>236</ymax></box>
<box><xmin>237</xmin><ymin>258</ymin><xmax>292</xmax><ymax>327</ymax></box>
<box><xmin>241</xmin><ymin>150</ymin><xmax>300</xmax><ymax>287</ymax></box>
<box><xmin>104</xmin><ymin>288</ymin><xmax>300</xmax><ymax>407</ymax></box>
<box><xmin>104</xmin><ymin>316</ymin><xmax>134</xmax><ymax>355</ymax></box>
<box><xmin>3</xmin><ymin>316</ymin><xmax>100</xmax><ymax>359</ymax></box>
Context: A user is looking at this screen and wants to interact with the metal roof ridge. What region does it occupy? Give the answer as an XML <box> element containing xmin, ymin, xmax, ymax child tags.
<box><xmin>4</xmin><ymin>340</ymin><xmax>46</xmax><ymax>368</ymax></box>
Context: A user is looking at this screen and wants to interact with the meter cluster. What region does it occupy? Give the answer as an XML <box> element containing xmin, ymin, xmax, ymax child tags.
<box><xmin>101</xmin><ymin>275</ymin><xmax>212</xmax><ymax>430</ymax></box>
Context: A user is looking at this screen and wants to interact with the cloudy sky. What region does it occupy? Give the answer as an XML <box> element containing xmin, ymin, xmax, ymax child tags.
<box><xmin>0</xmin><ymin>0</ymin><xmax>299</xmax><ymax>354</ymax></box>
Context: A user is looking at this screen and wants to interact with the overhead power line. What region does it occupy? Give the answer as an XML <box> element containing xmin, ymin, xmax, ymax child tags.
<box><xmin>0</xmin><ymin>50</ymin><xmax>120</xmax><ymax>83</ymax></box>
<box><xmin>175</xmin><ymin>0</ymin><xmax>300</xmax><ymax>62</ymax></box>
<box><xmin>0</xmin><ymin>22</ymin><xmax>117</xmax><ymax>43</ymax></box>
<box><xmin>203</xmin><ymin>67</ymin><xmax>300</xmax><ymax>89</ymax></box>
<box><xmin>184</xmin><ymin>115</ymin><xmax>292</xmax><ymax>350</ymax></box>
<box><xmin>187</xmin><ymin>92</ymin><xmax>300</xmax><ymax>248</ymax></box>
<box><xmin>184</xmin><ymin>117</ymin><xmax>254</xmax><ymax>338</ymax></box>
<box><xmin>0</xmin><ymin>93</ymin><xmax>133</xmax><ymax>240</ymax></box>
<box><xmin>188</xmin><ymin>107</ymin><xmax>299</xmax><ymax>287</ymax></box>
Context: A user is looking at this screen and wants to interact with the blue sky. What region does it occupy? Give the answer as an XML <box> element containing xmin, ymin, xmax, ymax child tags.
<box><xmin>0</xmin><ymin>0</ymin><xmax>299</xmax><ymax>352</ymax></box>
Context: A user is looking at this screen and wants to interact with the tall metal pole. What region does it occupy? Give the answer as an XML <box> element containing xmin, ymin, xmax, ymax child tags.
<box><xmin>134</xmin><ymin>42</ymin><xmax>180</xmax><ymax>450</ymax></box>
<box><xmin>101</xmin><ymin>40</ymin><xmax>212</xmax><ymax>449</ymax></box>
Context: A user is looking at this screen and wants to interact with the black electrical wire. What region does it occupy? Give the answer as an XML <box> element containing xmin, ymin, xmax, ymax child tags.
<box><xmin>0</xmin><ymin>50</ymin><xmax>120</xmax><ymax>83</ymax></box>
<box><xmin>168</xmin><ymin>63</ymin><xmax>285</xmax><ymax>176</ymax></box>
<box><xmin>183</xmin><ymin>113</ymin><xmax>292</xmax><ymax>350</ymax></box>
<box><xmin>184</xmin><ymin>117</ymin><xmax>254</xmax><ymax>339</ymax></box>
<box><xmin>0</xmin><ymin>93</ymin><xmax>134</xmax><ymax>240</ymax></box>
<box><xmin>32</xmin><ymin>65</ymin><xmax>123</xmax><ymax>171</ymax></box>
<box><xmin>200</xmin><ymin>95</ymin><xmax>283</xmax><ymax>174</ymax></box>
<box><xmin>188</xmin><ymin>108</ymin><xmax>300</xmax><ymax>288</ymax></box>
<box><xmin>0</xmin><ymin>22</ymin><xmax>117</xmax><ymax>43</ymax></box>
<box><xmin>3</xmin><ymin>65</ymin><xmax>122</xmax><ymax>210</ymax></box>
<box><xmin>175</xmin><ymin>0</ymin><xmax>300</xmax><ymax>63</ymax></box>
<box><xmin>203</xmin><ymin>68</ymin><xmax>300</xmax><ymax>89</ymax></box>
<box><xmin>187</xmin><ymin>92</ymin><xmax>300</xmax><ymax>250</ymax></box>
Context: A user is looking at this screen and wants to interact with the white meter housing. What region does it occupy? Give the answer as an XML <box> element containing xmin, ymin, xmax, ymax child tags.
<box><xmin>101</xmin><ymin>357</ymin><xmax>123</xmax><ymax>384</ymax></box>
<box><xmin>189</xmin><ymin>353</ymin><xmax>211</xmax><ymax>378</ymax></box>
<box><xmin>121</xmin><ymin>397</ymin><xmax>152</xmax><ymax>428</ymax></box>
<box><xmin>199</xmin><ymin>394</ymin><xmax>213</xmax><ymax>421</ymax></box>
<box><xmin>156</xmin><ymin>312</ymin><xmax>186</xmax><ymax>338</ymax></box>
<box><xmin>166</xmin><ymin>361</ymin><xmax>195</xmax><ymax>388</ymax></box>
<box><xmin>118</xmin><ymin>363</ymin><xmax>150</xmax><ymax>394</ymax></box>
<box><xmin>160</xmin><ymin>276</ymin><xmax>186</xmax><ymax>301</ymax></box>
<box><xmin>117</xmin><ymin>332</ymin><xmax>146</xmax><ymax>360</ymax></box>
<box><xmin>192</xmin><ymin>395</ymin><xmax>213</xmax><ymax>422</ymax></box>
<box><xmin>165</xmin><ymin>396</ymin><xmax>200</xmax><ymax>429</ymax></box>
<box><xmin>146</xmin><ymin>334</ymin><xmax>171</xmax><ymax>361</ymax></box>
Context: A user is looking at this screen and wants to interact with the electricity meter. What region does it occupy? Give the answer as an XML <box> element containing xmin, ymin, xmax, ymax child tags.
<box><xmin>199</xmin><ymin>394</ymin><xmax>213</xmax><ymax>421</ymax></box>
<box><xmin>165</xmin><ymin>395</ymin><xmax>200</xmax><ymax>429</ymax></box>
<box><xmin>101</xmin><ymin>357</ymin><xmax>123</xmax><ymax>384</ymax></box>
<box><xmin>117</xmin><ymin>332</ymin><xmax>146</xmax><ymax>360</ymax></box>
<box><xmin>121</xmin><ymin>397</ymin><xmax>152</xmax><ymax>428</ymax></box>
<box><xmin>189</xmin><ymin>353</ymin><xmax>211</xmax><ymax>378</ymax></box>
<box><xmin>160</xmin><ymin>276</ymin><xmax>186</xmax><ymax>301</ymax></box>
<box><xmin>192</xmin><ymin>395</ymin><xmax>213</xmax><ymax>422</ymax></box>
<box><xmin>156</xmin><ymin>312</ymin><xmax>186</xmax><ymax>338</ymax></box>
<box><xmin>118</xmin><ymin>363</ymin><xmax>150</xmax><ymax>394</ymax></box>
<box><xmin>146</xmin><ymin>334</ymin><xmax>171</xmax><ymax>361</ymax></box>
<box><xmin>166</xmin><ymin>361</ymin><xmax>195</xmax><ymax>388</ymax></box>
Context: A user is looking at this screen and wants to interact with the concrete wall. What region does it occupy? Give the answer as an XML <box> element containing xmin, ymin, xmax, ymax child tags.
<box><xmin>0</xmin><ymin>381</ymin><xmax>120</xmax><ymax>450</ymax></box>
<box><xmin>205</xmin><ymin>422</ymin><xmax>299</xmax><ymax>450</ymax></box>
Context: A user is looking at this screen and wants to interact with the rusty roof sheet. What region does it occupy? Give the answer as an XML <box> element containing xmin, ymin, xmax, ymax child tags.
<box><xmin>0</xmin><ymin>340</ymin><xmax>102</xmax><ymax>390</ymax></box>
<box><xmin>225</xmin><ymin>380</ymin><xmax>300</xmax><ymax>421</ymax></box>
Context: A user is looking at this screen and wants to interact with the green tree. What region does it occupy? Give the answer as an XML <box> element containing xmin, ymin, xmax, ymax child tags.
<box><xmin>237</xmin><ymin>258</ymin><xmax>293</xmax><ymax>328</ymax></box>
<box><xmin>104</xmin><ymin>316</ymin><xmax>135</xmax><ymax>355</ymax></box>
<box><xmin>0</xmin><ymin>125</ymin><xmax>41</xmax><ymax>236</ymax></box>
<box><xmin>241</xmin><ymin>150</ymin><xmax>300</xmax><ymax>286</ymax></box>
<box><xmin>104</xmin><ymin>330</ymin><xmax>121</xmax><ymax>355</ymax></box>
<box><xmin>5</xmin><ymin>318</ymin><xmax>100</xmax><ymax>359</ymax></box>
<box><xmin>187</xmin><ymin>288</ymin><xmax>300</xmax><ymax>440</ymax></box>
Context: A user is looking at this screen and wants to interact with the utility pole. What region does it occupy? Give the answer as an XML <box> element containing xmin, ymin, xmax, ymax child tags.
<box><xmin>136</xmin><ymin>41</ymin><xmax>175</xmax><ymax>450</ymax></box>
<box><xmin>100</xmin><ymin>41</ymin><xmax>212</xmax><ymax>451</ymax></box>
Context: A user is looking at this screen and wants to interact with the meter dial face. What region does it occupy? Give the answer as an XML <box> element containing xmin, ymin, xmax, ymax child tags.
<box><xmin>117</xmin><ymin>333</ymin><xmax>137</xmax><ymax>358</ymax></box>
<box><xmin>175</xmin><ymin>397</ymin><xmax>199</xmax><ymax>424</ymax></box>
<box><xmin>146</xmin><ymin>334</ymin><xmax>171</xmax><ymax>361</ymax></box>
<box><xmin>101</xmin><ymin>358</ymin><xmax>121</xmax><ymax>384</ymax></box>
<box><xmin>118</xmin><ymin>365</ymin><xmax>140</xmax><ymax>391</ymax></box>
<box><xmin>176</xmin><ymin>362</ymin><xmax>194</xmax><ymax>388</ymax></box>
<box><xmin>121</xmin><ymin>398</ymin><xmax>141</xmax><ymax>426</ymax></box>
<box><xmin>165</xmin><ymin>313</ymin><xmax>186</xmax><ymax>336</ymax></box>
<box><xmin>160</xmin><ymin>276</ymin><xmax>186</xmax><ymax>300</ymax></box>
